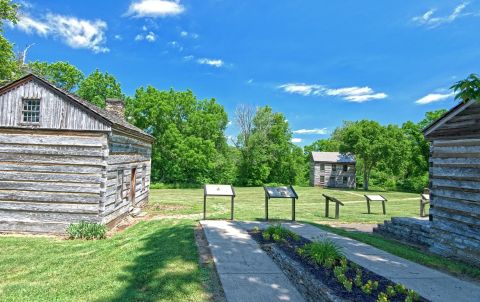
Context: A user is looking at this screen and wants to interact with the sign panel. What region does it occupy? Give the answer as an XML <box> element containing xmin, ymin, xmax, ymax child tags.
<box><xmin>365</xmin><ymin>195</ymin><xmax>386</xmax><ymax>201</ymax></box>
<box><xmin>205</xmin><ymin>184</ymin><xmax>235</xmax><ymax>196</ymax></box>
<box><xmin>264</xmin><ymin>186</ymin><xmax>298</xmax><ymax>198</ymax></box>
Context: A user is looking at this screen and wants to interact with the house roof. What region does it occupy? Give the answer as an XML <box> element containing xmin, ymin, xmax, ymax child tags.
<box><xmin>311</xmin><ymin>151</ymin><xmax>355</xmax><ymax>163</ymax></box>
<box><xmin>423</xmin><ymin>99</ymin><xmax>480</xmax><ymax>139</ymax></box>
<box><xmin>0</xmin><ymin>73</ymin><xmax>154</xmax><ymax>142</ymax></box>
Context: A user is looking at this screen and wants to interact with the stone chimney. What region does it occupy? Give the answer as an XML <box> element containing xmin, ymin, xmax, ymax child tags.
<box><xmin>105</xmin><ymin>98</ymin><xmax>125</xmax><ymax>118</ymax></box>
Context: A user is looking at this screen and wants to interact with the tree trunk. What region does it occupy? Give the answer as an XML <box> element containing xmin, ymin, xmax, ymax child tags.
<box><xmin>363</xmin><ymin>166</ymin><xmax>369</xmax><ymax>191</ymax></box>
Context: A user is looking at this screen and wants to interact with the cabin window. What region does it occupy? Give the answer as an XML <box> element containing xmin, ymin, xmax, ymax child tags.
<box><xmin>329</xmin><ymin>176</ymin><xmax>335</xmax><ymax>183</ymax></box>
<box><xmin>332</xmin><ymin>164</ymin><xmax>337</xmax><ymax>171</ymax></box>
<box><xmin>116</xmin><ymin>170</ymin><xmax>124</xmax><ymax>203</ymax></box>
<box><xmin>142</xmin><ymin>165</ymin><xmax>147</xmax><ymax>191</ymax></box>
<box><xmin>320</xmin><ymin>163</ymin><xmax>325</xmax><ymax>171</ymax></box>
<box><xmin>343</xmin><ymin>176</ymin><xmax>348</xmax><ymax>184</ymax></box>
<box><xmin>320</xmin><ymin>176</ymin><xmax>325</xmax><ymax>183</ymax></box>
<box><xmin>343</xmin><ymin>165</ymin><xmax>348</xmax><ymax>172</ymax></box>
<box><xmin>22</xmin><ymin>99</ymin><xmax>40</xmax><ymax>123</ymax></box>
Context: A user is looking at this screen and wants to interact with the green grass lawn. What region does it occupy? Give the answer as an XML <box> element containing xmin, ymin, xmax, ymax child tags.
<box><xmin>0</xmin><ymin>219</ymin><xmax>209</xmax><ymax>302</ymax></box>
<box><xmin>146</xmin><ymin>186</ymin><xmax>421</xmax><ymax>224</ymax></box>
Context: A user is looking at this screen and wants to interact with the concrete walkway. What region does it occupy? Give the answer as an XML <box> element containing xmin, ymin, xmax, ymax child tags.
<box><xmin>200</xmin><ymin>220</ymin><xmax>305</xmax><ymax>302</ymax></box>
<box><xmin>231</xmin><ymin>221</ymin><xmax>480</xmax><ymax>302</ymax></box>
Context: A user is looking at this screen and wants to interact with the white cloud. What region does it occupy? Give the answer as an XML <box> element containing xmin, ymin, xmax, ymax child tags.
<box><xmin>293</xmin><ymin>128</ymin><xmax>328</xmax><ymax>135</ymax></box>
<box><xmin>197</xmin><ymin>58</ymin><xmax>224</xmax><ymax>67</ymax></box>
<box><xmin>126</xmin><ymin>0</ymin><xmax>185</xmax><ymax>18</ymax></box>
<box><xmin>291</xmin><ymin>138</ymin><xmax>303</xmax><ymax>143</ymax></box>
<box><xmin>227</xmin><ymin>121</ymin><xmax>232</xmax><ymax>126</ymax></box>
<box><xmin>278</xmin><ymin>83</ymin><xmax>387</xmax><ymax>103</ymax></box>
<box><xmin>180</xmin><ymin>30</ymin><xmax>199</xmax><ymax>39</ymax></box>
<box><xmin>168</xmin><ymin>40</ymin><xmax>183</xmax><ymax>51</ymax></box>
<box><xmin>278</xmin><ymin>83</ymin><xmax>322</xmax><ymax>96</ymax></box>
<box><xmin>114</xmin><ymin>34</ymin><xmax>123</xmax><ymax>40</ymax></box>
<box><xmin>415</xmin><ymin>92</ymin><xmax>454</xmax><ymax>104</ymax></box>
<box><xmin>134</xmin><ymin>31</ymin><xmax>156</xmax><ymax>42</ymax></box>
<box><xmin>412</xmin><ymin>2</ymin><xmax>473</xmax><ymax>28</ymax></box>
<box><xmin>16</xmin><ymin>13</ymin><xmax>109</xmax><ymax>53</ymax></box>
<box><xmin>145</xmin><ymin>31</ymin><xmax>156</xmax><ymax>42</ymax></box>
<box><xmin>246</xmin><ymin>79</ymin><xmax>254</xmax><ymax>84</ymax></box>
<box><xmin>142</xmin><ymin>25</ymin><xmax>148</xmax><ymax>31</ymax></box>
<box><xmin>183</xmin><ymin>55</ymin><xmax>194</xmax><ymax>61</ymax></box>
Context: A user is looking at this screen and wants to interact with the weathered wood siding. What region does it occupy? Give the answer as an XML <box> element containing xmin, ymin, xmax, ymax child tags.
<box><xmin>428</xmin><ymin>136</ymin><xmax>480</xmax><ymax>265</ymax></box>
<box><xmin>0</xmin><ymin>79</ymin><xmax>110</xmax><ymax>131</ymax></box>
<box><xmin>0</xmin><ymin>129</ymin><xmax>107</xmax><ymax>233</ymax></box>
<box><xmin>103</xmin><ymin>129</ymin><xmax>151</xmax><ymax>225</ymax></box>
<box><xmin>310</xmin><ymin>160</ymin><xmax>356</xmax><ymax>188</ymax></box>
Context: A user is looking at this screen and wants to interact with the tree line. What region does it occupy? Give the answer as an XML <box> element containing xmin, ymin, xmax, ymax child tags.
<box><xmin>0</xmin><ymin>0</ymin><xmax>477</xmax><ymax>192</ymax></box>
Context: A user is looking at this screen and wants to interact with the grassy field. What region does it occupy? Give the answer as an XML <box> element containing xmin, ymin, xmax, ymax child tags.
<box><xmin>0</xmin><ymin>219</ymin><xmax>209</xmax><ymax>302</ymax></box>
<box><xmin>146</xmin><ymin>186</ymin><xmax>421</xmax><ymax>224</ymax></box>
<box><xmin>2</xmin><ymin>187</ymin><xmax>478</xmax><ymax>302</ymax></box>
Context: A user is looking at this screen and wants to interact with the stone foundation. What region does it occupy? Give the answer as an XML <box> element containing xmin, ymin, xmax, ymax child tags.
<box><xmin>373</xmin><ymin>217</ymin><xmax>433</xmax><ymax>247</ymax></box>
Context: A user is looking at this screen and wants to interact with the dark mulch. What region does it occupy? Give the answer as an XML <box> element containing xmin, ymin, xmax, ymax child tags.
<box><xmin>249</xmin><ymin>230</ymin><xmax>429</xmax><ymax>302</ymax></box>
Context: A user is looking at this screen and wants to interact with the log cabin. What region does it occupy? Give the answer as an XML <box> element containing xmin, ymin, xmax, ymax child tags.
<box><xmin>310</xmin><ymin>151</ymin><xmax>356</xmax><ymax>188</ymax></box>
<box><xmin>0</xmin><ymin>73</ymin><xmax>154</xmax><ymax>234</ymax></box>
<box><xmin>423</xmin><ymin>99</ymin><xmax>480</xmax><ymax>265</ymax></box>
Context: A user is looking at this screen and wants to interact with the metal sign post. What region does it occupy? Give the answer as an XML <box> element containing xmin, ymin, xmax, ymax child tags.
<box><xmin>263</xmin><ymin>185</ymin><xmax>298</xmax><ymax>221</ymax></box>
<box><xmin>203</xmin><ymin>184</ymin><xmax>236</xmax><ymax>220</ymax></box>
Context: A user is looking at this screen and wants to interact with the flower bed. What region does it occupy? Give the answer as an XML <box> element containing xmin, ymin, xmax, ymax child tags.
<box><xmin>249</xmin><ymin>225</ymin><xmax>429</xmax><ymax>302</ymax></box>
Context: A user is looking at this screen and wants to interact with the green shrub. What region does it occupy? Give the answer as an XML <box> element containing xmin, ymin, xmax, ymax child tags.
<box><xmin>361</xmin><ymin>280</ymin><xmax>378</xmax><ymax>295</ymax></box>
<box><xmin>386</xmin><ymin>285</ymin><xmax>396</xmax><ymax>297</ymax></box>
<box><xmin>405</xmin><ymin>289</ymin><xmax>420</xmax><ymax>302</ymax></box>
<box><xmin>377</xmin><ymin>292</ymin><xmax>389</xmax><ymax>302</ymax></box>
<box><xmin>394</xmin><ymin>284</ymin><xmax>408</xmax><ymax>295</ymax></box>
<box><xmin>262</xmin><ymin>224</ymin><xmax>299</xmax><ymax>242</ymax></box>
<box><xmin>67</xmin><ymin>221</ymin><xmax>107</xmax><ymax>240</ymax></box>
<box><xmin>342</xmin><ymin>279</ymin><xmax>353</xmax><ymax>292</ymax></box>
<box><xmin>353</xmin><ymin>269</ymin><xmax>363</xmax><ymax>287</ymax></box>
<box><xmin>296</xmin><ymin>239</ymin><xmax>344</xmax><ymax>266</ymax></box>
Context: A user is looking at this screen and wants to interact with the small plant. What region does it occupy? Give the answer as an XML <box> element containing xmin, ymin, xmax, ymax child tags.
<box><xmin>394</xmin><ymin>284</ymin><xmax>408</xmax><ymax>295</ymax></box>
<box><xmin>377</xmin><ymin>292</ymin><xmax>389</xmax><ymax>302</ymax></box>
<box><xmin>340</xmin><ymin>257</ymin><xmax>348</xmax><ymax>269</ymax></box>
<box><xmin>67</xmin><ymin>221</ymin><xmax>107</xmax><ymax>240</ymax></box>
<box><xmin>333</xmin><ymin>266</ymin><xmax>345</xmax><ymax>279</ymax></box>
<box><xmin>262</xmin><ymin>224</ymin><xmax>299</xmax><ymax>243</ymax></box>
<box><xmin>342</xmin><ymin>279</ymin><xmax>353</xmax><ymax>292</ymax></box>
<box><xmin>405</xmin><ymin>289</ymin><xmax>420</xmax><ymax>302</ymax></box>
<box><xmin>296</xmin><ymin>239</ymin><xmax>344</xmax><ymax>267</ymax></box>
<box><xmin>252</xmin><ymin>226</ymin><xmax>260</xmax><ymax>233</ymax></box>
<box><xmin>361</xmin><ymin>280</ymin><xmax>378</xmax><ymax>295</ymax></box>
<box><xmin>353</xmin><ymin>269</ymin><xmax>363</xmax><ymax>287</ymax></box>
<box><xmin>386</xmin><ymin>285</ymin><xmax>396</xmax><ymax>297</ymax></box>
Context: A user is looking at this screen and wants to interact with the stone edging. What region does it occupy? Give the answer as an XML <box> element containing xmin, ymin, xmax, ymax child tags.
<box><xmin>262</xmin><ymin>243</ymin><xmax>348</xmax><ymax>302</ymax></box>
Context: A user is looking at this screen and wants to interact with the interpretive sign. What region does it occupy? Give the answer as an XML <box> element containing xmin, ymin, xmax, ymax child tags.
<box><xmin>364</xmin><ymin>194</ymin><xmax>387</xmax><ymax>215</ymax></box>
<box><xmin>203</xmin><ymin>184</ymin><xmax>236</xmax><ymax>220</ymax></box>
<box><xmin>263</xmin><ymin>185</ymin><xmax>298</xmax><ymax>221</ymax></box>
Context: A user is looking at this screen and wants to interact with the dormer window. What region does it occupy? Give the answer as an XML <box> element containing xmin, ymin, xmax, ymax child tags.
<box><xmin>22</xmin><ymin>99</ymin><xmax>40</xmax><ymax>124</ymax></box>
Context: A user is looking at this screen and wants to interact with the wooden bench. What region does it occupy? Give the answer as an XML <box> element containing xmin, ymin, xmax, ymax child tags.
<box><xmin>420</xmin><ymin>188</ymin><xmax>430</xmax><ymax>217</ymax></box>
<box><xmin>364</xmin><ymin>195</ymin><xmax>387</xmax><ymax>214</ymax></box>
<box><xmin>322</xmin><ymin>194</ymin><xmax>344</xmax><ymax>219</ymax></box>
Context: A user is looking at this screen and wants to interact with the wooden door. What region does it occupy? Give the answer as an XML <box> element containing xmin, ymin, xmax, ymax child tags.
<box><xmin>130</xmin><ymin>168</ymin><xmax>137</xmax><ymax>205</ymax></box>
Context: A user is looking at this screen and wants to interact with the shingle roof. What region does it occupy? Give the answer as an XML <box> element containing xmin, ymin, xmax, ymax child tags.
<box><xmin>0</xmin><ymin>73</ymin><xmax>154</xmax><ymax>142</ymax></box>
<box><xmin>311</xmin><ymin>151</ymin><xmax>355</xmax><ymax>163</ymax></box>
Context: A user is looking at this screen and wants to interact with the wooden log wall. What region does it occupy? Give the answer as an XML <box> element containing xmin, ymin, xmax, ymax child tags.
<box><xmin>0</xmin><ymin>79</ymin><xmax>110</xmax><ymax>131</ymax></box>
<box><xmin>310</xmin><ymin>161</ymin><xmax>356</xmax><ymax>188</ymax></box>
<box><xmin>102</xmin><ymin>129</ymin><xmax>151</xmax><ymax>225</ymax></box>
<box><xmin>429</xmin><ymin>137</ymin><xmax>480</xmax><ymax>266</ymax></box>
<box><xmin>0</xmin><ymin>129</ymin><xmax>107</xmax><ymax>233</ymax></box>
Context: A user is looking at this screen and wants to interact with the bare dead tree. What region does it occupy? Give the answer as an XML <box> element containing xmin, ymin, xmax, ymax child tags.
<box><xmin>233</xmin><ymin>104</ymin><xmax>255</xmax><ymax>148</ymax></box>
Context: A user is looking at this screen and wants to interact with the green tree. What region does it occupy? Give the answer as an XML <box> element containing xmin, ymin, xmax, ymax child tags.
<box><xmin>28</xmin><ymin>61</ymin><xmax>84</xmax><ymax>91</ymax></box>
<box><xmin>77</xmin><ymin>69</ymin><xmax>123</xmax><ymax>108</ymax></box>
<box><xmin>450</xmin><ymin>74</ymin><xmax>480</xmax><ymax>102</ymax></box>
<box><xmin>236</xmin><ymin>106</ymin><xmax>305</xmax><ymax>186</ymax></box>
<box><xmin>126</xmin><ymin>86</ymin><xmax>234</xmax><ymax>184</ymax></box>
<box><xmin>303</xmin><ymin>139</ymin><xmax>340</xmax><ymax>155</ymax></box>
<box><xmin>0</xmin><ymin>0</ymin><xmax>19</xmax><ymax>83</ymax></box>
<box><xmin>336</xmin><ymin>120</ymin><xmax>393</xmax><ymax>190</ymax></box>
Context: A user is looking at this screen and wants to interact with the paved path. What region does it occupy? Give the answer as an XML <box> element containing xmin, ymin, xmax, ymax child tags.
<box><xmin>233</xmin><ymin>221</ymin><xmax>480</xmax><ymax>302</ymax></box>
<box><xmin>200</xmin><ymin>220</ymin><xmax>305</xmax><ymax>302</ymax></box>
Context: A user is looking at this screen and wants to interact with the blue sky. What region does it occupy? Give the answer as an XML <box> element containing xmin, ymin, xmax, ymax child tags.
<box><xmin>5</xmin><ymin>0</ymin><xmax>480</xmax><ymax>146</ymax></box>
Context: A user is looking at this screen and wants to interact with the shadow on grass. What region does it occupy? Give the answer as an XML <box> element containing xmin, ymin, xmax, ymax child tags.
<box><xmin>105</xmin><ymin>221</ymin><xmax>203</xmax><ymax>302</ymax></box>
